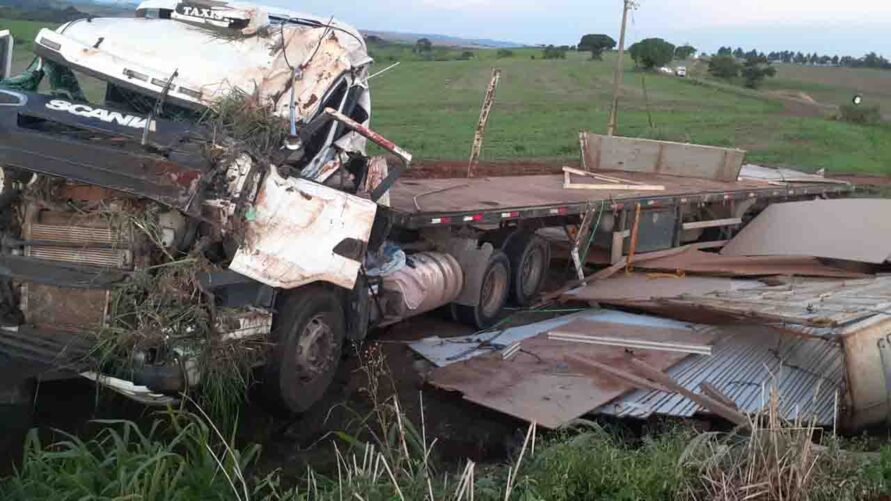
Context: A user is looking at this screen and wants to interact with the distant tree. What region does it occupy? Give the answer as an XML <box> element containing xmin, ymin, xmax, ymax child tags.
<box><xmin>674</xmin><ymin>44</ymin><xmax>697</xmax><ymax>60</ymax></box>
<box><xmin>741</xmin><ymin>55</ymin><xmax>777</xmax><ymax>88</ymax></box>
<box><xmin>862</xmin><ymin>52</ymin><xmax>891</xmax><ymax>69</ymax></box>
<box><xmin>733</xmin><ymin>47</ymin><xmax>744</xmax><ymax>58</ymax></box>
<box><xmin>708</xmin><ymin>54</ymin><xmax>741</xmax><ymax>79</ymax></box>
<box><xmin>414</xmin><ymin>38</ymin><xmax>432</xmax><ymax>54</ymax></box>
<box><xmin>717</xmin><ymin>46</ymin><xmax>732</xmax><ymax>56</ymax></box>
<box><xmin>496</xmin><ymin>48</ymin><xmax>515</xmax><ymax>59</ymax></box>
<box><xmin>831</xmin><ymin>55</ymin><xmax>840</xmax><ymax>66</ymax></box>
<box><xmin>745</xmin><ymin>49</ymin><xmax>758</xmax><ymax>59</ymax></box>
<box><xmin>578</xmin><ymin>34</ymin><xmax>617</xmax><ymax>60</ymax></box>
<box><xmin>794</xmin><ymin>52</ymin><xmax>806</xmax><ymax>64</ymax></box>
<box><xmin>365</xmin><ymin>35</ymin><xmax>385</xmax><ymax>45</ymax></box>
<box><xmin>628</xmin><ymin>38</ymin><xmax>676</xmax><ymax>69</ymax></box>
<box><xmin>457</xmin><ymin>51</ymin><xmax>475</xmax><ymax>61</ymax></box>
<box><xmin>542</xmin><ymin>45</ymin><xmax>568</xmax><ymax>59</ymax></box>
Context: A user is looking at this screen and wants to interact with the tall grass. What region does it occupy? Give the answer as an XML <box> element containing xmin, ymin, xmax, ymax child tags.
<box><xmin>3</xmin><ymin>363</ymin><xmax>890</xmax><ymax>500</ymax></box>
<box><xmin>0</xmin><ymin>410</ymin><xmax>279</xmax><ymax>501</ymax></box>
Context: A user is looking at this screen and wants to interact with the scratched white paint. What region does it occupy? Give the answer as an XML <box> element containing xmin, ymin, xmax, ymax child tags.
<box><xmin>229</xmin><ymin>168</ymin><xmax>377</xmax><ymax>290</ymax></box>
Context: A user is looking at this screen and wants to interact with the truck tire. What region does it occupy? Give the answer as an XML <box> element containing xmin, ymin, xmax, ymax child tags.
<box><xmin>451</xmin><ymin>251</ymin><xmax>511</xmax><ymax>329</ymax></box>
<box><xmin>504</xmin><ymin>232</ymin><xmax>550</xmax><ymax>306</ymax></box>
<box><xmin>263</xmin><ymin>285</ymin><xmax>345</xmax><ymax>414</ymax></box>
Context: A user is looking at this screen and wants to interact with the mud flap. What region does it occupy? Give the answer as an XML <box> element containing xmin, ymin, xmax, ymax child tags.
<box><xmin>230</xmin><ymin>169</ymin><xmax>377</xmax><ymax>290</ymax></box>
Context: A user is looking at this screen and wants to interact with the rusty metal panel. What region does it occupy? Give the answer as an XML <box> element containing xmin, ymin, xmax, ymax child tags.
<box><xmin>229</xmin><ymin>170</ymin><xmax>377</xmax><ymax>290</ymax></box>
<box><xmin>632</xmin><ymin>246</ymin><xmax>869</xmax><ymax>279</ymax></box>
<box><xmin>427</xmin><ymin>323</ymin><xmax>713</xmax><ymax>428</ymax></box>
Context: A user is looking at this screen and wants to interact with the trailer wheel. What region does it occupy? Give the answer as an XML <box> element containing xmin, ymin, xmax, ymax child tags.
<box><xmin>451</xmin><ymin>251</ymin><xmax>510</xmax><ymax>329</ymax></box>
<box><xmin>263</xmin><ymin>285</ymin><xmax>345</xmax><ymax>414</ymax></box>
<box><xmin>504</xmin><ymin>232</ymin><xmax>550</xmax><ymax>306</ymax></box>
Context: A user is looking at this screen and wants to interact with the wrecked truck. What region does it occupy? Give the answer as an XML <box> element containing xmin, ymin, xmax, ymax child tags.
<box><xmin>0</xmin><ymin>1</ymin><xmax>855</xmax><ymax>414</ymax></box>
<box><xmin>0</xmin><ymin>1</ymin><xmax>404</xmax><ymax>412</ymax></box>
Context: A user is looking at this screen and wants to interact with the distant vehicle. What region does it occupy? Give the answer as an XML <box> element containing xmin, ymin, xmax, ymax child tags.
<box><xmin>658</xmin><ymin>66</ymin><xmax>674</xmax><ymax>75</ymax></box>
<box><xmin>676</xmin><ymin>66</ymin><xmax>688</xmax><ymax>77</ymax></box>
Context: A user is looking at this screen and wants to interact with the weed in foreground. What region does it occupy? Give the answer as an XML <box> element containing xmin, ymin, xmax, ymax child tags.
<box><xmin>4</xmin><ymin>361</ymin><xmax>891</xmax><ymax>501</ymax></box>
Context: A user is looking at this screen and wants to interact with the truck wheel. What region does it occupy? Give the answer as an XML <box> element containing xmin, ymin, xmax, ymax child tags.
<box><xmin>504</xmin><ymin>232</ymin><xmax>551</xmax><ymax>306</ymax></box>
<box><xmin>263</xmin><ymin>285</ymin><xmax>345</xmax><ymax>414</ymax></box>
<box><xmin>452</xmin><ymin>252</ymin><xmax>510</xmax><ymax>329</ymax></box>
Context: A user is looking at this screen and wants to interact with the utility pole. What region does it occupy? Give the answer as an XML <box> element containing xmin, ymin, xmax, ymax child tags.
<box><xmin>607</xmin><ymin>0</ymin><xmax>634</xmax><ymax>136</ymax></box>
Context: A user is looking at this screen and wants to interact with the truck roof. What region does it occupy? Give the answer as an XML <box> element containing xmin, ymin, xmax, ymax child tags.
<box><xmin>35</xmin><ymin>5</ymin><xmax>369</xmax><ymax>121</ymax></box>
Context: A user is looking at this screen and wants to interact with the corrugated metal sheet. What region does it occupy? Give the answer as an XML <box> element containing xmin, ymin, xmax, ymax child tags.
<box><xmin>410</xmin><ymin>309</ymin><xmax>696</xmax><ymax>367</ymax></box>
<box><xmin>598</xmin><ymin>325</ymin><xmax>844</xmax><ymax>426</ymax></box>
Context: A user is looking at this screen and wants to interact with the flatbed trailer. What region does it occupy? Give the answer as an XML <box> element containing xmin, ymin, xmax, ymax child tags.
<box><xmin>390</xmin><ymin>172</ymin><xmax>853</xmax><ymax>229</ymax></box>
<box><xmin>387</xmin><ymin>171</ymin><xmax>853</xmax><ymax>265</ymax></box>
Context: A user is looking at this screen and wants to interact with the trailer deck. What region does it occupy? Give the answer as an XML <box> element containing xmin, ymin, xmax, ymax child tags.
<box><xmin>389</xmin><ymin>171</ymin><xmax>854</xmax><ymax>229</ymax></box>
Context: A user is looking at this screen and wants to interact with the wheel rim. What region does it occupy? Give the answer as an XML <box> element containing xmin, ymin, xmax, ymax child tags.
<box><xmin>520</xmin><ymin>246</ymin><xmax>545</xmax><ymax>297</ymax></box>
<box><xmin>480</xmin><ymin>262</ymin><xmax>509</xmax><ymax>318</ymax></box>
<box><xmin>294</xmin><ymin>314</ymin><xmax>335</xmax><ymax>382</ymax></box>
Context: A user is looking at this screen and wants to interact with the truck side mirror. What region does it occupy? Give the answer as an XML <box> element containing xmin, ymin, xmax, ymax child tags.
<box><xmin>0</xmin><ymin>30</ymin><xmax>13</xmax><ymax>81</ymax></box>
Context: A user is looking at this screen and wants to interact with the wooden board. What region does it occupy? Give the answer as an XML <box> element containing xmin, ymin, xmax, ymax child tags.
<box><xmin>428</xmin><ymin>325</ymin><xmax>714</xmax><ymax>428</ymax></box>
<box><xmin>580</xmin><ymin>132</ymin><xmax>746</xmax><ymax>182</ymax></box>
<box><xmin>631</xmin><ymin>246</ymin><xmax>869</xmax><ymax>279</ymax></box>
<box><xmin>721</xmin><ymin>199</ymin><xmax>891</xmax><ymax>264</ymax></box>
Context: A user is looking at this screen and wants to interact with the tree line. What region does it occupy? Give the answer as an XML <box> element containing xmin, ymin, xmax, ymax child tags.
<box><xmin>717</xmin><ymin>47</ymin><xmax>891</xmax><ymax>70</ymax></box>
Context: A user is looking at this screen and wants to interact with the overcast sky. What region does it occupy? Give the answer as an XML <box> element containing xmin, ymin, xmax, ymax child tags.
<box><xmin>263</xmin><ymin>0</ymin><xmax>890</xmax><ymax>56</ymax></box>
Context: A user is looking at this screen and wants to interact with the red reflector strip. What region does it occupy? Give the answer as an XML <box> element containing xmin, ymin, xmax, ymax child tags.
<box><xmin>501</xmin><ymin>212</ymin><xmax>520</xmax><ymax>219</ymax></box>
<box><xmin>462</xmin><ymin>214</ymin><xmax>484</xmax><ymax>222</ymax></box>
<box><xmin>549</xmin><ymin>207</ymin><xmax>569</xmax><ymax>215</ymax></box>
<box><xmin>430</xmin><ymin>217</ymin><xmax>452</xmax><ymax>225</ymax></box>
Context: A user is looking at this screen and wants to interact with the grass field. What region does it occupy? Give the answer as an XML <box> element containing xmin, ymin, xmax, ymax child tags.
<box><xmin>764</xmin><ymin>64</ymin><xmax>891</xmax><ymax>119</ymax></box>
<box><xmin>3</xmin><ymin>17</ymin><xmax>891</xmax><ymax>174</ymax></box>
<box><xmin>370</xmin><ymin>50</ymin><xmax>891</xmax><ymax>174</ymax></box>
<box><xmin>2</xmin><ymin>18</ymin><xmax>52</xmax><ymax>72</ymax></box>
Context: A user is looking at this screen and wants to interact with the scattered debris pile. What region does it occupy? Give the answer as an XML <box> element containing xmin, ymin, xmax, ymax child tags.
<box><xmin>412</xmin><ymin>197</ymin><xmax>891</xmax><ymax>431</ymax></box>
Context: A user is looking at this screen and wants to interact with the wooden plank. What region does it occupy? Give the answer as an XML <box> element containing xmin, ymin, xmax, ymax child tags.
<box><xmin>540</xmin><ymin>241</ymin><xmax>728</xmax><ymax>308</ymax></box>
<box><xmin>565</xmin><ymin>182</ymin><xmax>666</xmax><ymax>192</ymax></box>
<box><xmin>563</xmin><ymin>167</ymin><xmax>665</xmax><ymax>191</ymax></box>
<box><xmin>467</xmin><ymin>68</ymin><xmax>501</xmax><ymax>177</ymax></box>
<box><xmin>550</xmin><ymin>332</ymin><xmax>713</xmax><ymax>355</ymax></box>
<box><xmin>682</xmin><ymin>218</ymin><xmax>743</xmax><ymax>231</ymax></box>
<box><xmin>566</xmin><ymin>355</ymin><xmax>670</xmax><ymax>392</ymax></box>
<box><xmin>563</xmin><ymin>166</ymin><xmax>643</xmax><ymax>185</ymax></box>
<box><xmin>610</xmin><ymin>231</ymin><xmax>625</xmax><ymax>265</ymax></box>
<box><xmin>628</xmin><ymin>357</ymin><xmax>749</xmax><ymax>426</ymax></box>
